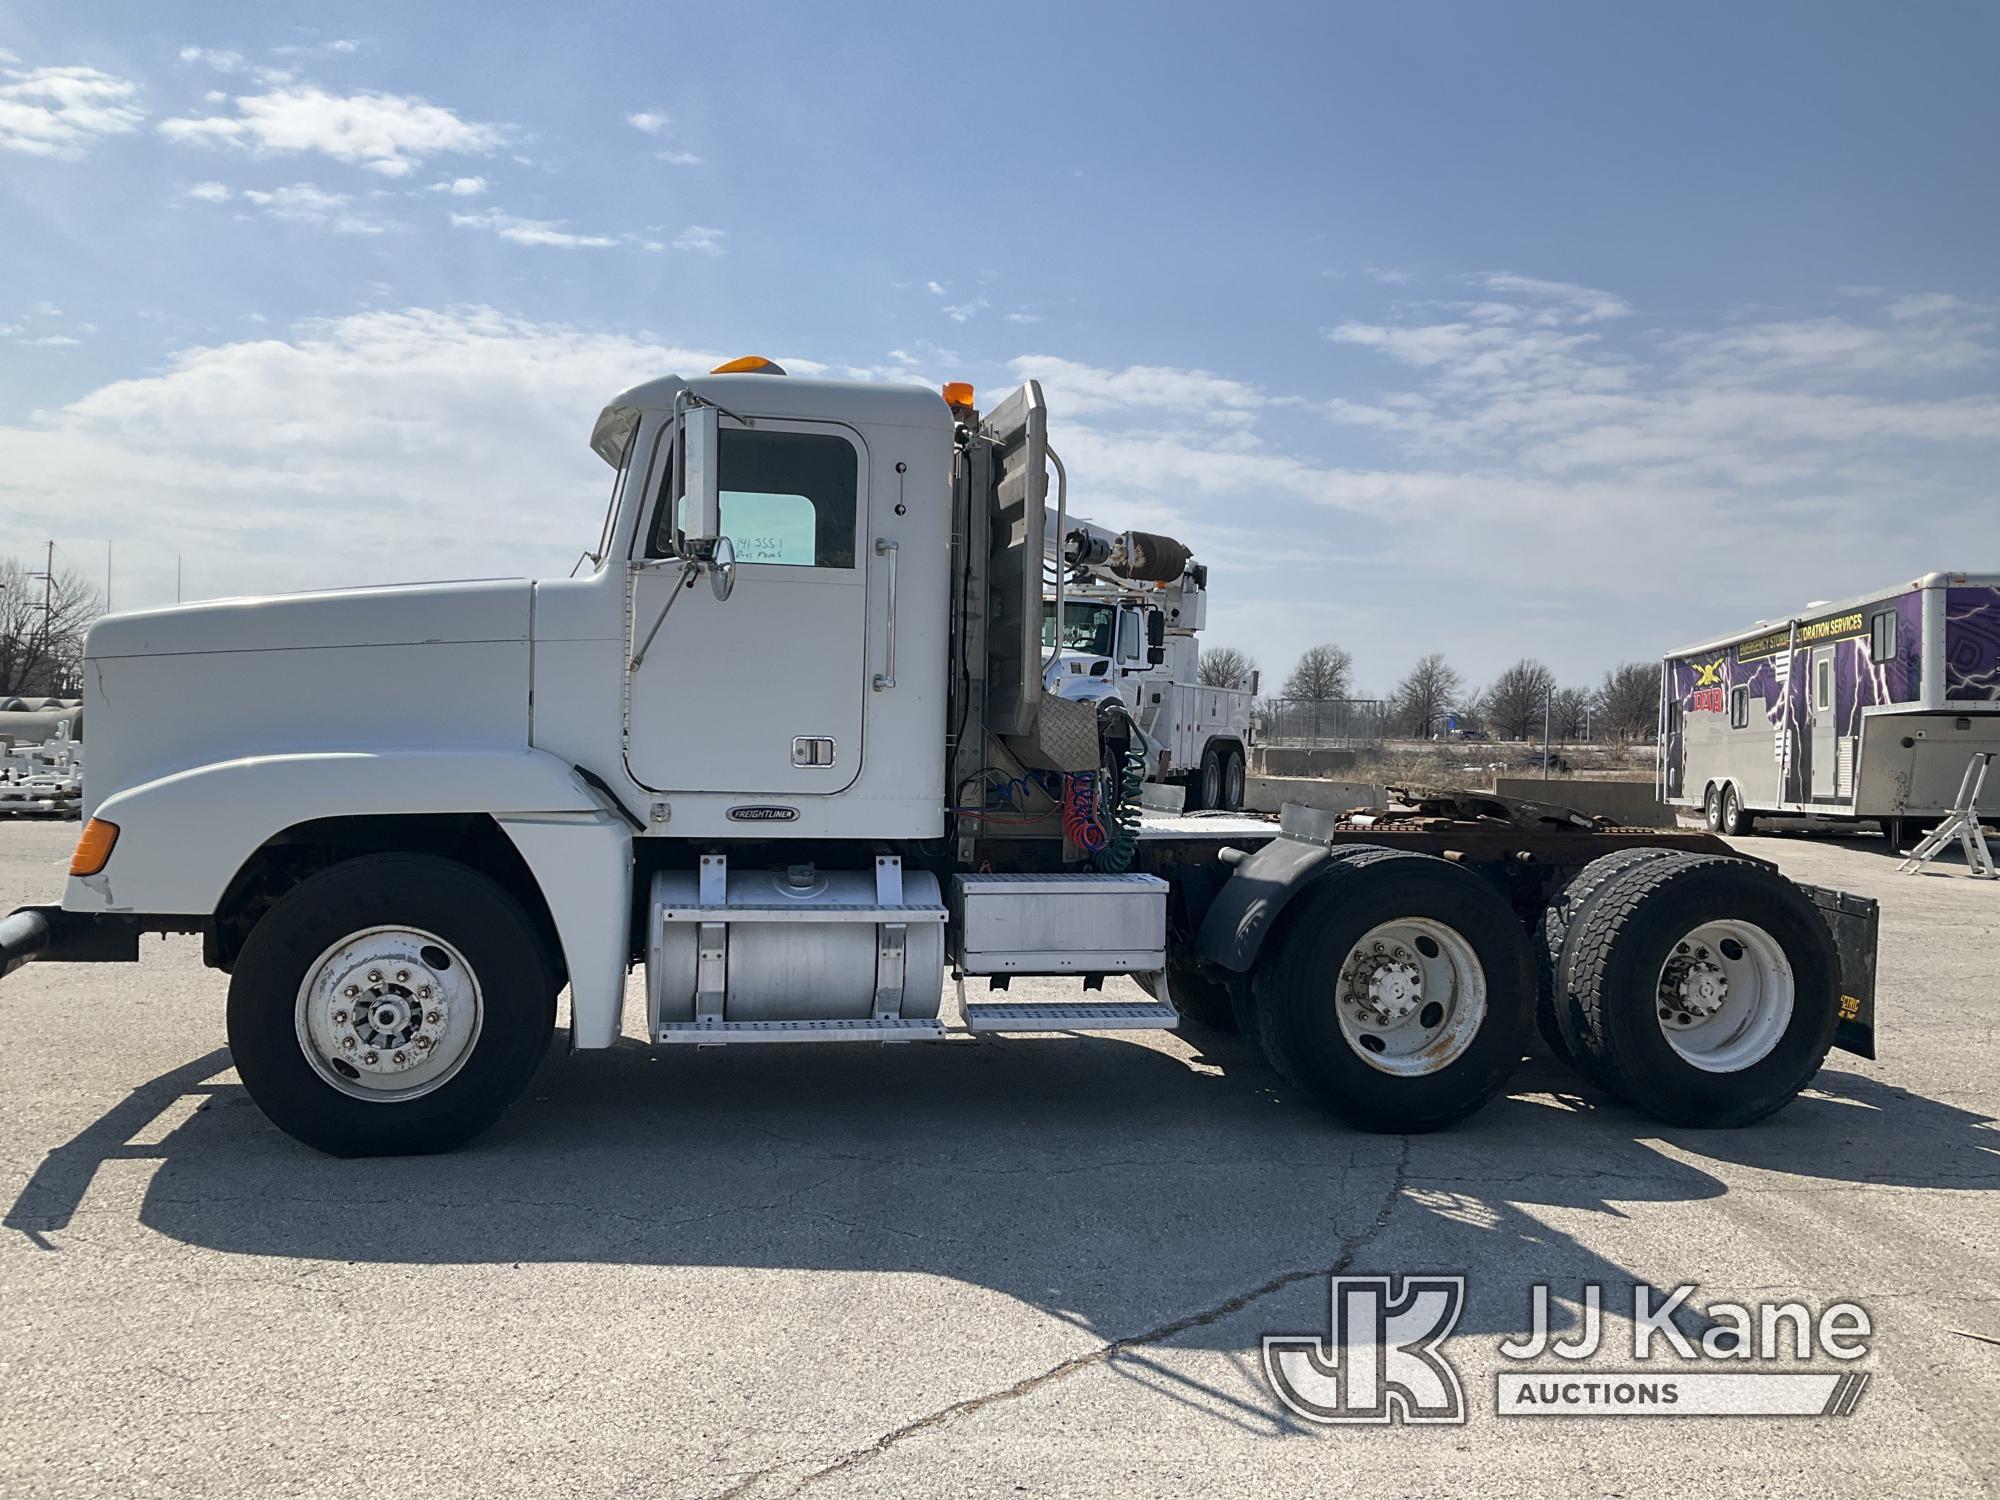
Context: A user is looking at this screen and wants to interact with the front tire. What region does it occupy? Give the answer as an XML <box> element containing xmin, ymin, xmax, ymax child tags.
<box><xmin>1251</xmin><ymin>848</ymin><xmax>1534</xmax><ymax>1131</ymax></box>
<box><xmin>228</xmin><ymin>854</ymin><xmax>558</xmax><ymax>1156</ymax></box>
<box><xmin>1703</xmin><ymin>783</ymin><xmax>1723</xmax><ymax>832</ymax></box>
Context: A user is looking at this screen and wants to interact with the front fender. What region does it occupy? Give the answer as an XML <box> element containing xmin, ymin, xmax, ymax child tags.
<box><xmin>67</xmin><ymin>748</ymin><xmax>608</xmax><ymax>917</ymax></box>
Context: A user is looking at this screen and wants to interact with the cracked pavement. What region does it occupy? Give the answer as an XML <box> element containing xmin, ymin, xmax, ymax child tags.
<box><xmin>2</xmin><ymin>821</ymin><xmax>1996</xmax><ymax>1498</ymax></box>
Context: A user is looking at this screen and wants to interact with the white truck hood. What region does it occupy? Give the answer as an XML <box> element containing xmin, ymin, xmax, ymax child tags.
<box><xmin>87</xmin><ymin>579</ymin><xmax>532</xmax><ymax>660</ymax></box>
<box><xmin>81</xmin><ymin>580</ymin><xmax>536</xmax><ymax>818</ymax></box>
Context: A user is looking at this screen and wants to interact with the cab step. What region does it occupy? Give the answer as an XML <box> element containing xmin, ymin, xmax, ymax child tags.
<box><xmin>961</xmin><ymin>1000</ymin><xmax>1179</xmax><ymax>1033</ymax></box>
<box><xmin>655</xmin><ymin>1017</ymin><xmax>948</xmax><ymax>1045</ymax></box>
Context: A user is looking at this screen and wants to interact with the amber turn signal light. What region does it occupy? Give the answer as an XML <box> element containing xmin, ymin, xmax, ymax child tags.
<box><xmin>69</xmin><ymin>818</ymin><xmax>119</xmax><ymax>877</ymax></box>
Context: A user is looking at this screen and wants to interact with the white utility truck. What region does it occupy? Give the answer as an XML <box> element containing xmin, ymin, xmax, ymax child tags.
<box><xmin>1039</xmin><ymin>513</ymin><xmax>1254</xmax><ymax>810</ymax></box>
<box><xmin>1</xmin><ymin>363</ymin><xmax>1879</xmax><ymax>1155</ymax></box>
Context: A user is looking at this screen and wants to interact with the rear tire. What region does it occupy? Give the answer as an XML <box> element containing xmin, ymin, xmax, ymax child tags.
<box><xmin>1703</xmin><ymin>783</ymin><xmax>1723</xmax><ymax>832</ymax></box>
<box><xmin>1137</xmin><ymin>955</ymin><xmax>1240</xmax><ymax>1032</ymax></box>
<box><xmin>1534</xmin><ymin>846</ymin><xmax>1684</xmax><ymax>1074</ymax></box>
<box><xmin>1220</xmin><ymin>746</ymin><xmax>1246</xmax><ymax>811</ymax></box>
<box><xmin>1190</xmin><ymin>745</ymin><xmax>1224</xmax><ymax>812</ymax></box>
<box><xmin>1252</xmin><ymin>848</ymin><xmax>1534</xmax><ymax>1131</ymax></box>
<box><xmin>1563</xmin><ymin>855</ymin><xmax>1839</xmax><ymax>1127</ymax></box>
<box><xmin>227</xmin><ymin>854</ymin><xmax>558</xmax><ymax>1156</ymax></box>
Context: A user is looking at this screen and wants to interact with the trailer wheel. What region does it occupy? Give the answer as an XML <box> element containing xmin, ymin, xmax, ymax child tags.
<box><xmin>1534</xmin><ymin>846</ymin><xmax>1685</xmax><ymax>1072</ymax></box>
<box><xmin>1252</xmin><ymin>849</ymin><xmax>1533</xmax><ymax>1132</ymax></box>
<box><xmin>1702</xmin><ymin>783</ymin><xmax>1723</xmax><ymax>832</ymax></box>
<box><xmin>1564</xmin><ymin>856</ymin><xmax>1839</xmax><ymax>1127</ymax></box>
<box><xmin>227</xmin><ymin>853</ymin><xmax>557</xmax><ymax>1156</ymax></box>
<box><xmin>1719</xmin><ymin>784</ymin><xmax>1754</xmax><ymax>837</ymax></box>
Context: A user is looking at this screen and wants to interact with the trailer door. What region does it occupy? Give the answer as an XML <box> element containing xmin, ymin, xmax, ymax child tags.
<box><xmin>1810</xmin><ymin>645</ymin><xmax>1837</xmax><ymax>799</ymax></box>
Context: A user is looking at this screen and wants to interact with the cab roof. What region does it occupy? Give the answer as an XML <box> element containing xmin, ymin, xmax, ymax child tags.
<box><xmin>591</xmin><ymin>372</ymin><xmax>953</xmax><ymax>465</ymax></box>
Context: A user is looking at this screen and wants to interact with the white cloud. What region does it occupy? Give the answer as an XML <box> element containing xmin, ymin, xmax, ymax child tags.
<box><xmin>20</xmin><ymin>334</ymin><xmax>82</xmax><ymax>347</ymax></box>
<box><xmin>428</xmin><ymin>174</ymin><xmax>488</xmax><ymax>195</ymax></box>
<box><xmin>452</xmin><ymin>208</ymin><xmax>617</xmax><ymax>249</ymax></box>
<box><xmin>1886</xmin><ymin>292</ymin><xmax>1965</xmax><ymax>322</ymax></box>
<box><xmin>943</xmin><ymin>297</ymin><xmax>988</xmax><ymax>323</ymax></box>
<box><xmin>178</xmin><ymin>46</ymin><xmax>248</xmax><ymax>73</ymax></box>
<box><xmin>656</xmin><ymin>150</ymin><xmax>701</xmax><ymax>165</ymax></box>
<box><xmin>0</xmin><ymin>64</ymin><xmax>145</xmax><ymax>158</ymax></box>
<box><xmin>1471</xmin><ymin>272</ymin><xmax>1631</xmax><ymax>322</ymax></box>
<box><xmin>625</xmin><ymin>109</ymin><xmax>670</xmax><ymax>135</ymax></box>
<box><xmin>185</xmin><ymin>180</ymin><xmax>232</xmax><ymax>202</ymax></box>
<box><xmin>237</xmin><ymin>181</ymin><xmax>384</xmax><ymax>233</ymax></box>
<box><xmin>671</xmin><ymin>225</ymin><xmax>725</xmax><ymax>256</ymax></box>
<box><xmin>158</xmin><ymin>85</ymin><xmax>504</xmax><ymax>177</ymax></box>
<box><xmin>925</xmin><ymin>281</ymin><xmax>947</xmax><ymax>296</ymax></box>
<box><xmin>1009</xmin><ymin>355</ymin><xmax>1276</xmax><ymax>426</ymax></box>
<box><xmin>0</xmin><ymin>308</ymin><xmax>755</xmax><ymax>607</ymax></box>
<box><xmin>1005</xmin><ymin>311</ymin><xmax>1044</xmax><ymax>324</ymax></box>
<box><xmin>1363</xmin><ymin>266</ymin><xmax>1415</xmax><ymax>285</ymax></box>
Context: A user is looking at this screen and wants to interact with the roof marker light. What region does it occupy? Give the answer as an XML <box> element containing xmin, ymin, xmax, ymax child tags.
<box><xmin>942</xmin><ymin>381</ymin><xmax>975</xmax><ymax>409</ymax></box>
<box><xmin>710</xmin><ymin>356</ymin><xmax>787</xmax><ymax>375</ymax></box>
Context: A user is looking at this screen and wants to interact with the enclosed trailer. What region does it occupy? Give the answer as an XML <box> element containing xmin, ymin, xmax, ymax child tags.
<box><xmin>1660</xmin><ymin>571</ymin><xmax>2000</xmax><ymax>840</ymax></box>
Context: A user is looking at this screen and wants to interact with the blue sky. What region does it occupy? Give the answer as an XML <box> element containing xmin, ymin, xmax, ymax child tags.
<box><xmin>1</xmin><ymin>1</ymin><xmax>1995</xmax><ymax>692</ymax></box>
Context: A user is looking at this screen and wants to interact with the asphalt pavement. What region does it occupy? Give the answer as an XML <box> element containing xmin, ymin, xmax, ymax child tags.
<box><xmin>1</xmin><ymin>818</ymin><xmax>1995</xmax><ymax>1498</ymax></box>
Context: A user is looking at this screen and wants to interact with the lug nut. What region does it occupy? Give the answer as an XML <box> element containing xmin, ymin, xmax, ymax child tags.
<box><xmin>343</xmin><ymin>984</ymin><xmax>360</xmax><ymax>998</ymax></box>
<box><xmin>426</xmin><ymin>1010</ymin><xmax>441</xmax><ymax>1024</ymax></box>
<box><xmin>341</xmin><ymin>1037</ymin><xmax>357</xmax><ymax>1051</ymax></box>
<box><xmin>416</xmin><ymin>986</ymin><xmax>432</xmax><ymax>1000</ymax></box>
<box><xmin>396</xmin><ymin>970</ymin><xmax>410</xmax><ymax>983</ymax></box>
<box><xmin>362</xmin><ymin>1051</ymin><xmax>379</xmax><ymax>1065</ymax></box>
<box><xmin>332</xmin><ymin>1009</ymin><xmax>349</xmax><ymax>1024</ymax></box>
<box><xmin>367</xmin><ymin>970</ymin><xmax>383</xmax><ymax>984</ymax></box>
<box><xmin>415</xmin><ymin>1036</ymin><xmax>432</xmax><ymax>1050</ymax></box>
<box><xmin>392</xmin><ymin>1051</ymin><xmax>406</xmax><ymax>1065</ymax></box>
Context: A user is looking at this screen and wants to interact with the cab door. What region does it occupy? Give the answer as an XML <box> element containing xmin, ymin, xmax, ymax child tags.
<box><xmin>625</xmin><ymin>418</ymin><xmax>869</xmax><ymax>795</ymax></box>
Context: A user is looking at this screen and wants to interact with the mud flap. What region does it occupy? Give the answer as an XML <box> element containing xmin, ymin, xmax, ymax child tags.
<box><xmin>1799</xmin><ymin>884</ymin><xmax>1877</xmax><ymax>1060</ymax></box>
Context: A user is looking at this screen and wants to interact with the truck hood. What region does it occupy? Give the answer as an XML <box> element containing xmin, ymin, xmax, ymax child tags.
<box><xmin>86</xmin><ymin>579</ymin><xmax>533</xmax><ymax>659</ymax></box>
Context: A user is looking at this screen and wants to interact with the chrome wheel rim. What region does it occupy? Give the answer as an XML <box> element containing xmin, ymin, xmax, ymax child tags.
<box><xmin>295</xmin><ymin>926</ymin><xmax>483</xmax><ymax>1102</ymax></box>
<box><xmin>1333</xmin><ymin>918</ymin><xmax>1488</xmax><ymax>1077</ymax></box>
<box><xmin>1654</xmin><ymin>919</ymin><xmax>1792</xmax><ymax>1073</ymax></box>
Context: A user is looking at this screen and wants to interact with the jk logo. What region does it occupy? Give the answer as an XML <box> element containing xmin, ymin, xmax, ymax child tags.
<box><xmin>1263</xmin><ymin>1275</ymin><xmax>1467</xmax><ymax>1425</ymax></box>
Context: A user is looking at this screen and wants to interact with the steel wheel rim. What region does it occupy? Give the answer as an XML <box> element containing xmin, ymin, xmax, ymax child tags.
<box><xmin>295</xmin><ymin>926</ymin><xmax>483</xmax><ymax>1102</ymax></box>
<box><xmin>1654</xmin><ymin>919</ymin><xmax>1792</xmax><ymax>1073</ymax></box>
<box><xmin>1332</xmin><ymin>918</ymin><xmax>1488</xmax><ymax>1077</ymax></box>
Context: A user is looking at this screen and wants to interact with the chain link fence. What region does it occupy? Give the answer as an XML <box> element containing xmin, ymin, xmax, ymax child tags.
<box><xmin>1255</xmin><ymin>697</ymin><xmax>1390</xmax><ymax>749</ymax></box>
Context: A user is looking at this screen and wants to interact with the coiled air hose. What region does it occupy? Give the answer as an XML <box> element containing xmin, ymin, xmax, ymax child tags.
<box><xmin>1091</xmin><ymin>700</ymin><xmax>1150</xmax><ymax>874</ymax></box>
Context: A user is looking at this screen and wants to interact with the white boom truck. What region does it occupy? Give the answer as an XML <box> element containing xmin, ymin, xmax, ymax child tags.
<box><xmin>0</xmin><ymin>363</ymin><xmax>1880</xmax><ymax>1156</ymax></box>
<box><xmin>1040</xmin><ymin>514</ymin><xmax>1254</xmax><ymax>811</ymax></box>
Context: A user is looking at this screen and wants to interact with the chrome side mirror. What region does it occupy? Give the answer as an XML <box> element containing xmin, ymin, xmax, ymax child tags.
<box><xmin>708</xmin><ymin>535</ymin><xmax>736</xmax><ymax>601</ymax></box>
<box><xmin>683</xmin><ymin>404</ymin><xmax>721</xmax><ymax>544</ymax></box>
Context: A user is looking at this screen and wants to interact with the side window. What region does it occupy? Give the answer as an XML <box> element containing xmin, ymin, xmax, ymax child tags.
<box><xmin>1117</xmin><ymin>610</ymin><xmax>1142</xmax><ymax>663</ymax></box>
<box><xmin>1815</xmin><ymin>658</ymin><xmax>1833</xmax><ymax>712</ymax></box>
<box><xmin>1869</xmin><ymin>609</ymin><xmax>1896</xmax><ymax>662</ymax></box>
<box><xmin>1729</xmin><ymin>684</ymin><xmax>1749</xmax><ymax>729</ymax></box>
<box><xmin>651</xmin><ymin>427</ymin><xmax>858</xmax><ymax>567</ymax></box>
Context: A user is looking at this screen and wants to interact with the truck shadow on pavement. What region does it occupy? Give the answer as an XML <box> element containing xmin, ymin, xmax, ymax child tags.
<box><xmin>8</xmin><ymin>1029</ymin><xmax>1996</xmax><ymax>1362</ymax></box>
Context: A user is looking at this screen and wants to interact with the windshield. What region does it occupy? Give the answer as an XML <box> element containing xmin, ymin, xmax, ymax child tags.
<box><xmin>1040</xmin><ymin>600</ymin><xmax>1118</xmax><ymax>656</ymax></box>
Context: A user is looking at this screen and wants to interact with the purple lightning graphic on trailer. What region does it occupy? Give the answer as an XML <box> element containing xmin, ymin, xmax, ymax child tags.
<box><xmin>1946</xmin><ymin>587</ymin><xmax>2000</xmax><ymax>700</ymax></box>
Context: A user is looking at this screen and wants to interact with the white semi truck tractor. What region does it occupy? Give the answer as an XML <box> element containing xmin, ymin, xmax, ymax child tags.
<box><xmin>0</xmin><ymin>363</ymin><xmax>1880</xmax><ymax>1155</ymax></box>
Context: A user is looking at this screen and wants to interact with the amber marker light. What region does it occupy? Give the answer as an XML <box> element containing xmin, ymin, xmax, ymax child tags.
<box><xmin>69</xmin><ymin>818</ymin><xmax>119</xmax><ymax>876</ymax></box>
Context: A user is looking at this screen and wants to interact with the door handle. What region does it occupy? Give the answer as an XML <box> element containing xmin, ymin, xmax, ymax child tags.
<box><xmin>873</xmin><ymin>537</ymin><xmax>898</xmax><ymax>692</ymax></box>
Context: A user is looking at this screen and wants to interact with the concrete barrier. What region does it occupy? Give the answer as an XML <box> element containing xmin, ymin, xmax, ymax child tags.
<box><xmin>1245</xmin><ymin>776</ymin><xmax>1385</xmax><ymax>816</ymax></box>
<box><xmin>1493</xmin><ymin>777</ymin><xmax>1671</xmax><ymax>827</ymax></box>
<box><xmin>1254</xmin><ymin>746</ymin><xmax>1359</xmax><ymax>778</ymax></box>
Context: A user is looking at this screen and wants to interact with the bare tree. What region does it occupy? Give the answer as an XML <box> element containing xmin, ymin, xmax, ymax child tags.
<box><xmin>1451</xmin><ymin>688</ymin><xmax>1486</xmax><ymax>734</ymax></box>
<box><xmin>1483</xmin><ymin>658</ymin><xmax>1558</xmax><ymax>740</ymax></box>
<box><xmin>1197</xmin><ymin>645</ymin><xmax>1257</xmax><ymax>690</ymax></box>
<box><xmin>1597</xmin><ymin>661</ymin><xmax>1661</xmax><ymax>741</ymax></box>
<box><xmin>1550</xmin><ymin>685</ymin><xmax>1596</xmax><ymax>741</ymax></box>
<box><xmin>1282</xmin><ymin>642</ymin><xmax>1353</xmax><ymax>703</ymax></box>
<box><xmin>0</xmin><ymin>554</ymin><xmax>102</xmax><ymax>698</ymax></box>
<box><xmin>1391</xmin><ymin>652</ymin><xmax>1462</xmax><ymax>738</ymax></box>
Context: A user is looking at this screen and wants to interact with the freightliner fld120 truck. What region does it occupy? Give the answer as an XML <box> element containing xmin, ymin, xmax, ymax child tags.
<box><xmin>0</xmin><ymin>362</ymin><xmax>1879</xmax><ymax>1155</ymax></box>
